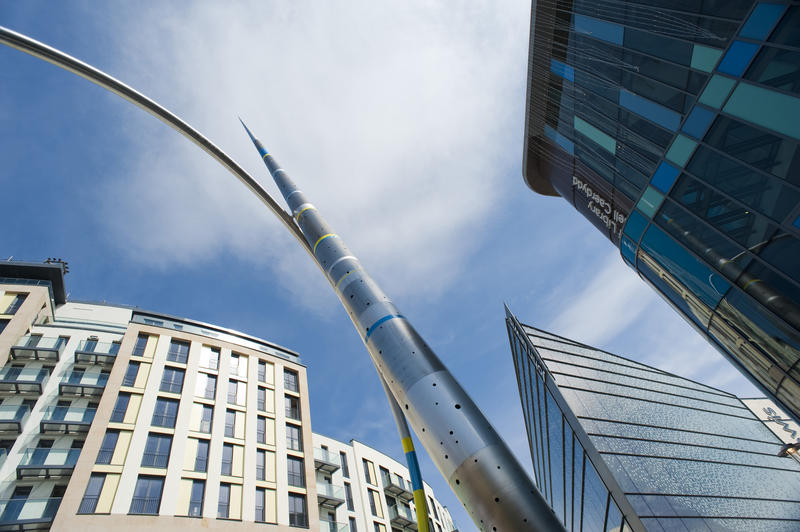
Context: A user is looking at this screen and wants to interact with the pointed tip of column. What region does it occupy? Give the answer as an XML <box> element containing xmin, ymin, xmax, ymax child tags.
<box><xmin>238</xmin><ymin>117</ymin><xmax>264</xmax><ymax>151</ymax></box>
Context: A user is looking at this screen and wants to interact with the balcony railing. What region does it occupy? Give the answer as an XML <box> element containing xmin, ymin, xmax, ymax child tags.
<box><xmin>0</xmin><ymin>497</ymin><xmax>60</xmax><ymax>530</ymax></box>
<box><xmin>59</xmin><ymin>372</ymin><xmax>108</xmax><ymax>397</ymax></box>
<box><xmin>319</xmin><ymin>521</ymin><xmax>348</xmax><ymax>532</ymax></box>
<box><xmin>389</xmin><ymin>504</ymin><xmax>418</xmax><ymax>530</ymax></box>
<box><xmin>40</xmin><ymin>406</ymin><xmax>95</xmax><ymax>434</ymax></box>
<box><xmin>316</xmin><ymin>483</ymin><xmax>345</xmax><ymax>509</ymax></box>
<box><xmin>0</xmin><ymin>368</ymin><xmax>48</xmax><ymax>395</ymax></box>
<box><xmin>10</xmin><ymin>336</ymin><xmax>66</xmax><ymax>362</ymax></box>
<box><xmin>383</xmin><ymin>478</ymin><xmax>413</xmax><ymax>502</ymax></box>
<box><xmin>314</xmin><ymin>447</ymin><xmax>341</xmax><ymax>474</ymax></box>
<box><xmin>74</xmin><ymin>340</ymin><xmax>119</xmax><ymax>365</ymax></box>
<box><xmin>17</xmin><ymin>448</ymin><xmax>81</xmax><ymax>479</ymax></box>
<box><xmin>0</xmin><ymin>405</ymin><xmax>29</xmax><ymax>434</ymax></box>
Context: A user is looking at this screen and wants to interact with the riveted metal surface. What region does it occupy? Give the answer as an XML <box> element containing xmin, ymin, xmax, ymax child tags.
<box><xmin>328</xmin><ymin>257</ymin><xmax>361</xmax><ymax>284</ymax></box>
<box><xmin>367</xmin><ymin>323</ymin><xmax>446</xmax><ymax>391</ymax></box>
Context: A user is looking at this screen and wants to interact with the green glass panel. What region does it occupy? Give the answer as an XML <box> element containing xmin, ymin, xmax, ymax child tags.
<box><xmin>724</xmin><ymin>82</ymin><xmax>800</xmax><ymax>141</ymax></box>
<box><xmin>691</xmin><ymin>45</ymin><xmax>723</xmax><ymax>73</ymax></box>
<box><xmin>574</xmin><ymin>116</ymin><xmax>616</xmax><ymax>154</ymax></box>
<box><xmin>636</xmin><ymin>186</ymin><xmax>664</xmax><ymax>219</ymax></box>
<box><xmin>698</xmin><ymin>75</ymin><xmax>737</xmax><ymax>109</ymax></box>
<box><xmin>665</xmin><ymin>135</ymin><xmax>698</xmax><ymax>167</ymax></box>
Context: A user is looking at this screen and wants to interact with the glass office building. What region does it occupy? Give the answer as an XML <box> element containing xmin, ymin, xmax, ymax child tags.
<box><xmin>523</xmin><ymin>1</ymin><xmax>800</xmax><ymax>420</ymax></box>
<box><xmin>505</xmin><ymin>308</ymin><xmax>800</xmax><ymax>531</ymax></box>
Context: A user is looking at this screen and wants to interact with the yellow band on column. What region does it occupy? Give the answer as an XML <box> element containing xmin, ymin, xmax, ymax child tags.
<box><xmin>401</xmin><ymin>437</ymin><xmax>414</xmax><ymax>453</ymax></box>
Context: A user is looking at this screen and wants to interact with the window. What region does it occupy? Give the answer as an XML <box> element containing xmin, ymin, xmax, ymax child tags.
<box><xmin>428</xmin><ymin>496</ymin><xmax>439</xmax><ymax>520</ymax></box>
<box><xmin>122</xmin><ymin>362</ymin><xmax>140</xmax><ymax>387</ymax></box>
<box><xmin>368</xmin><ymin>489</ymin><xmax>382</xmax><ymax>517</ymax></box>
<box><xmin>142</xmin><ymin>433</ymin><xmax>172</xmax><ymax>468</ymax></box>
<box><xmin>380</xmin><ymin>467</ymin><xmax>391</xmax><ymax>487</ymax></box>
<box><xmin>160</xmin><ymin>367</ymin><xmax>184</xmax><ymax>393</ymax></box>
<box><xmin>78</xmin><ymin>473</ymin><xmax>105</xmax><ymax>514</ymax></box>
<box><xmin>151</xmin><ymin>398</ymin><xmax>179</xmax><ymax>428</ymax></box>
<box><xmin>257</xmin><ymin>387</ymin><xmax>266</xmax><ymax>411</ymax></box>
<box><xmin>4</xmin><ymin>294</ymin><xmax>27</xmax><ymax>314</ymax></box>
<box><xmin>345</xmin><ymin>483</ymin><xmax>354</xmax><ymax>511</ymax></box>
<box><xmin>109</xmin><ymin>341</ymin><xmax>121</xmax><ymax>354</ymax></box>
<box><xmin>96</xmin><ymin>430</ymin><xmax>119</xmax><ymax>464</ymax></box>
<box><xmin>194</xmin><ymin>439</ymin><xmax>209</xmax><ymax>472</ymax></box>
<box><xmin>349</xmin><ymin>517</ymin><xmax>357</xmax><ymax>532</ymax></box>
<box><xmin>188</xmin><ymin>480</ymin><xmax>204</xmax><ymax>517</ymax></box>
<box><xmin>224</xmin><ymin>410</ymin><xmax>236</xmax><ymax>438</ymax></box>
<box><xmin>285</xmin><ymin>395</ymin><xmax>300</xmax><ymax>420</ymax></box>
<box><xmin>287</xmin><ymin>456</ymin><xmax>304</xmax><ymax>487</ymax></box>
<box><xmin>199</xmin><ymin>345</ymin><xmax>219</xmax><ymax>370</ymax></box>
<box><xmin>363</xmin><ymin>459</ymin><xmax>376</xmax><ymax>485</ymax></box>
<box><xmin>286</xmin><ymin>424</ymin><xmax>302</xmax><ymax>451</ymax></box>
<box><xmin>0</xmin><ymin>319</ymin><xmax>8</xmax><ymax>334</ymax></box>
<box><xmin>284</xmin><ymin>369</ymin><xmax>299</xmax><ymax>392</ymax></box>
<box><xmin>257</xmin><ymin>416</ymin><xmax>267</xmax><ymax>444</ymax></box>
<box><xmin>228</xmin><ymin>380</ymin><xmax>245</xmax><ymax>405</ymax></box>
<box><xmin>257</xmin><ymin>450</ymin><xmax>267</xmax><ymax>481</ymax></box>
<box><xmin>221</xmin><ymin>443</ymin><xmax>233</xmax><ymax>476</ymax></box>
<box><xmin>258</xmin><ymin>360</ymin><xmax>267</xmax><ymax>382</ymax></box>
<box><xmin>229</xmin><ymin>353</ymin><xmax>243</xmax><ymax>377</ymax></box>
<box><xmin>130</xmin><ymin>476</ymin><xmax>163</xmax><ymax>515</ymax></box>
<box><xmin>132</xmin><ymin>334</ymin><xmax>148</xmax><ymax>357</ymax></box>
<box><xmin>374</xmin><ymin>522</ymin><xmax>387</xmax><ymax>532</ymax></box>
<box><xmin>218</xmin><ymin>483</ymin><xmax>231</xmax><ymax>519</ymax></box>
<box><xmin>196</xmin><ymin>373</ymin><xmax>216</xmax><ymax>399</ymax></box>
<box><xmin>167</xmin><ymin>340</ymin><xmax>189</xmax><ymax>363</ymax></box>
<box><xmin>199</xmin><ymin>404</ymin><xmax>213</xmax><ymax>433</ymax></box>
<box><xmin>255</xmin><ymin>488</ymin><xmax>266</xmax><ymax>522</ymax></box>
<box><xmin>288</xmin><ymin>493</ymin><xmax>307</xmax><ymax>527</ymax></box>
<box><xmin>110</xmin><ymin>393</ymin><xmax>130</xmax><ymax>423</ymax></box>
<box><xmin>340</xmin><ymin>452</ymin><xmax>349</xmax><ymax>478</ymax></box>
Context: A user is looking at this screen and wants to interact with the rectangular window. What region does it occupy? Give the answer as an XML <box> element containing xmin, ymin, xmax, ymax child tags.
<box><xmin>340</xmin><ymin>452</ymin><xmax>349</xmax><ymax>478</ymax></box>
<box><xmin>288</xmin><ymin>493</ymin><xmax>307</xmax><ymax>527</ymax></box>
<box><xmin>78</xmin><ymin>473</ymin><xmax>105</xmax><ymax>514</ymax></box>
<box><xmin>218</xmin><ymin>483</ymin><xmax>231</xmax><ymax>519</ymax></box>
<box><xmin>122</xmin><ymin>362</ymin><xmax>139</xmax><ymax>387</ymax></box>
<box><xmin>160</xmin><ymin>367</ymin><xmax>184</xmax><ymax>393</ymax></box>
<box><xmin>199</xmin><ymin>405</ymin><xmax>213</xmax><ymax>433</ymax></box>
<box><xmin>363</xmin><ymin>459</ymin><xmax>376</xmax><ymax>485</ymax></box>
<box><xmin>229</xmin><ymin>353</ymin><xmax>242</xmax><ymax>377</ymax></box>
<box><xmin>132</xmin><ymin>334</ymin><xmax>149</xmax><ymax>357</ymax></box>
<box><xmin>0</xmin><ymin>320</ymin><xmax>8</xmax><ymax>334</ymax></box>
<box><xmin>349</xmin><ymin>517</ymin><xmax>357</xmax><ymax>532</ymax></box>
<box><xmin>286</xmin><ymin>424</ymin><xmax>302</xmax><ymax>451</ymax></box>
<box><xmin>428</xmin><ymin>496</ymin><xmax>439</xmax><ymax>520</ymax></box>
<box><xmin>380</xmin><ymin>467</ymin><xmax>391</xmax><ymax>487</ymax></box>
<box><xmin>4</xmin><ymin>293</ymin><xmax>27</xmax><ymax>314</ymax></box>
<box><xmin>199</xmin><ymin>345</ymin><xmax>219</xmax><ymax>370</ymax></box>
<box><xmin>142</xmin><ymin>433</ymin><xmax>172</xmax><ymax>468</ymax></box>
<box><xmin>110</xmin><ymin>393</ymin><xmax>130</xmax><ymax>423</ymax></box>
<box><xmin>257</xmin><ymin>450</ymin><xmax>266</xmax><ymax>481</ymax></box>
<box><xmin>258</xmin><ymin>387</ymin><xmax>267</xmax><ymax>411</ymax></box>
<box><xmin>96</xmin><ymin>430</ymin><xmax>119</xmax><ymax>464</ymax></box>
<box><xmin>257</xmin><ymin>416</ymin><xmax>267</xmax><ymax>444</ymax></box>
<box><xmin>167</xmin><ymin>339</ymin><xmax>190</xmax><ymax>364</ymax></box>
<box><xmin>221</xmin><ymin>443</ymin><xmax>233</xmax><ymax>476</ymax></box>
<box><xmin>227</xmin><ymin>380</ymin><xmax>244</xmax><ymax>405</ymax></box>
<box><xmin>287</xmin><ymin>456</ymin><xmax>305</xmax><ymax>487</ymax></box>
<box><xmin>345</xmin><ymin>483</ymin><xmax>354</xmax><ymax>511</ymax></box>
<box><xmin>188</xmin><ymin>480</ymin><xmax>204</xmax><ymax>517</ymax></box>
<box><xmin>194</xmin><ymin>439</ymin><xmax>209</xmax><ymax>472</ymax></box>
<box><xmin>151</xmin><ymin>397</ymin><xmax>179</xmax><ymax>428</ymax></box>
<box><xmin>368</xmin><ymin>489</ymin><xmax>381</xmax><ymax>517</ymax></box>
<box><xmin>255</xmin><ymin>488</ymin><xmax>266</xmax><ymax>522</ymax></box>
<box><xmin>196</xmin><ymin>373</ymin><xmax>216</xmax><ymax>399</ymax></box>
<box><xmin>224</xmin><ymin>410</ymin><xmax>236</xmax><ymax>438</ymax></box>
<box><xmin>258</xmin><ymin>360</ymin><xmax>267</xmax><ymax>382</ymax></box>
<box><xmin>284</xmin><ymin>369</ymin><xmax>299</xmax><ymax>392</ymax></box>
<box><xmin>130</xmin><ymin>476</ymin><xmax>163</xmax><ymax>515</ymax></box>
<box><xmin>285</xmin><ymin>395</ymin><xmax>300</xmax><ymax>420</ymax></box>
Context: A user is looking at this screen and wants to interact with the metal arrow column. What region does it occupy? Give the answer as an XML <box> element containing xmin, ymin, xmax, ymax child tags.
<box><xmin>241</xmin><ymin>121</ymin><xmax>564</xmax><ymax>532</ymax></box>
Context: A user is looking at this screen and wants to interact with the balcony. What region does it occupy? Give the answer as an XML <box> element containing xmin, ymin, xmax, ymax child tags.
<box><xmin>316</xmin><ymin>483</ymin><xmax>345</xmax><ymax>509</ymax></box>
<box><xmin>0</xmin><ymin>498</ymin><xmax>60</xmax><ymax>531</ymax></box>
<box><xmin>74</xmin><ymin>340</ymin><xmax>119</xmax><ymax>366</ymax></box>
<box><xmin>0</xmin><ymin>368</ymin><xmax>48</xmax><ymax>395</ymax></box>
<box><xmin>59</xmin><ymin>372</ymin><xmax>108</xmax><ymax>397</ymax></box>
<box><xmin>10</xmin><ymin>336</ymin><xmax>65</xmax><ymax>362</ymax></box>
<box><xmin>319</xmin><ymin>521</ymin><xmax>348</xmax><ymax>532</ymax></box>
<box><xmin>389</xmin><ymin>504</ymin><xmax>418</xmax><ymax>530</ymax></box>
<box><xmin>313</xmin><ymin>447</ymin><xmax>341</xmax><ymax>474</ymax></box>
<box><xmin>40</xmin><ymin>406</ymin><xmax>95</xmax><ymax>434</ymax></box>
<box><xmin>0</xmin><ymin>405</ymin><xmax>29</xmax><ymax>434</ymax></box>
<box><xmin>383</xmin><ymin>478</ymin><xmax>413</xmax><ymax>503</ymax></box>
<box><xmin>17</xmin><ymin>448</ymin><xmax>80</xmax><ymax>479</ymax></box>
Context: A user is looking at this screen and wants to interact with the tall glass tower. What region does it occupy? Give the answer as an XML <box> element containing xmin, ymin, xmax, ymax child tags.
<box><xmin>524</xmin><ymin>1</ymin><xmax>800</xmax><ymax>419</ymax></box>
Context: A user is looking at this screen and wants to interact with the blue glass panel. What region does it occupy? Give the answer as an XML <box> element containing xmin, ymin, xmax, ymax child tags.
<box><xmin>650</xmin><ymin>162</ymin><xmax>680</xmax><ymax>193</ymax></box>
<box><xmin>551</xmin><ymin>59</ymin><xmax>575</xmax><ymax>82</ymax></box>
<box><xmin>618</xmin><ymin>90</ymin><xmax>681</xmax><ymax>132</ymax></box>
<box><xmin>622</xmin><ymin>210</ymin><xmax>649</xmax><ymax>243</ymax></box>
<box><xmin>544</xmin><ymin>124</ymin><xmax>575</xmax><ymax>155</ymax></box>
<box><xmin>639</xmin><ymin>225</ymin><xmax>730</xmax><ymax>308</ymax></box>
<box><xmin>536</xmin><ymin>371</ymin><xmax>549</xmax><ymax>496</ymax></box>
<box><xmin>580</xmin><ymin>460</ymin><xmax>608</xmax><ymax>531</ymax></box>
<box><xmin>574</xmin><ymin>14</ymin><xmax>623</xmax><ymax>45</ymax></box>
<box><xmin>605</xmin><ymin>497</ymin><xmax>622</xmax><ymax>532</ymax></box>
<box><xmin>794</xmin><ymin>215</ymin><xmax>800</xmax><ymax>229</ymax></box>
<box><xmin>747</xmin><ymin>46</ymin><xmax>800</xmax><ymax>97</ymax></box>
<box><xmin>718</xmin><ymin>41</ymin><xmax>760</xmax><ymax>77</ymax></box>
<box><xmin>563</xmin><ymin>424</ymin><xmax>573</xmax><ymax>529</ymax></box>
<box><xmin>724</xmin><ymin>82</ymin><xmax>800</xmax><ymax>141</ymax></box>
<box><xmin>620</xmin><ymin>236</ymin><xmax>637</xmax><ymax>267</ymax></box>
<box><xmin>572</xmin><ymin>444</ymin><xmax>583</xmax><ymax>532</ymax></box>
<box><xmin>740</xmin><ymin>3</ymin><xmax>786</xmax><ymax>40</ymax></box>
<box><xmin>629</xmin><ymin>494</ymin><xmax>800</xmax><ymax>520</ymax></box>
<box><xmin>681</xmin><ymin>106</ymin><xmax>716</xmax><ymax>140</ymax></box>
<box><xmin>546</xmin><ymin>390</ymin><xmax>565</xmax><ymax>523</ymax></box>
<box><xmin>636</xmin><ymin>187</ymin><xmax>664</xmax><ymax>219</ymax></box>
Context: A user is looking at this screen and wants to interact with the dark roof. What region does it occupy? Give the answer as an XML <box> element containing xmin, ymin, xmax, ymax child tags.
<box><xmin>0</xmin><ymin>261</ymin><xmax>66</xmax><ymax>304</ymax></box>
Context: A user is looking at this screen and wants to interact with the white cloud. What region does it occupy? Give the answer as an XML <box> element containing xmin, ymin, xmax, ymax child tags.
<box><xmin>91</xmin><ymin>0</ymin><xmax>531</xmax><ymax>307</ymax></box>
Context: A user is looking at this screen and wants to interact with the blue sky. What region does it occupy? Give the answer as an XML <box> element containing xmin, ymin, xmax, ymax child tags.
<box><xmin>1</xmin><ymin>2</ymin><xmax>760</xmax><ymax>529</ymax></box>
